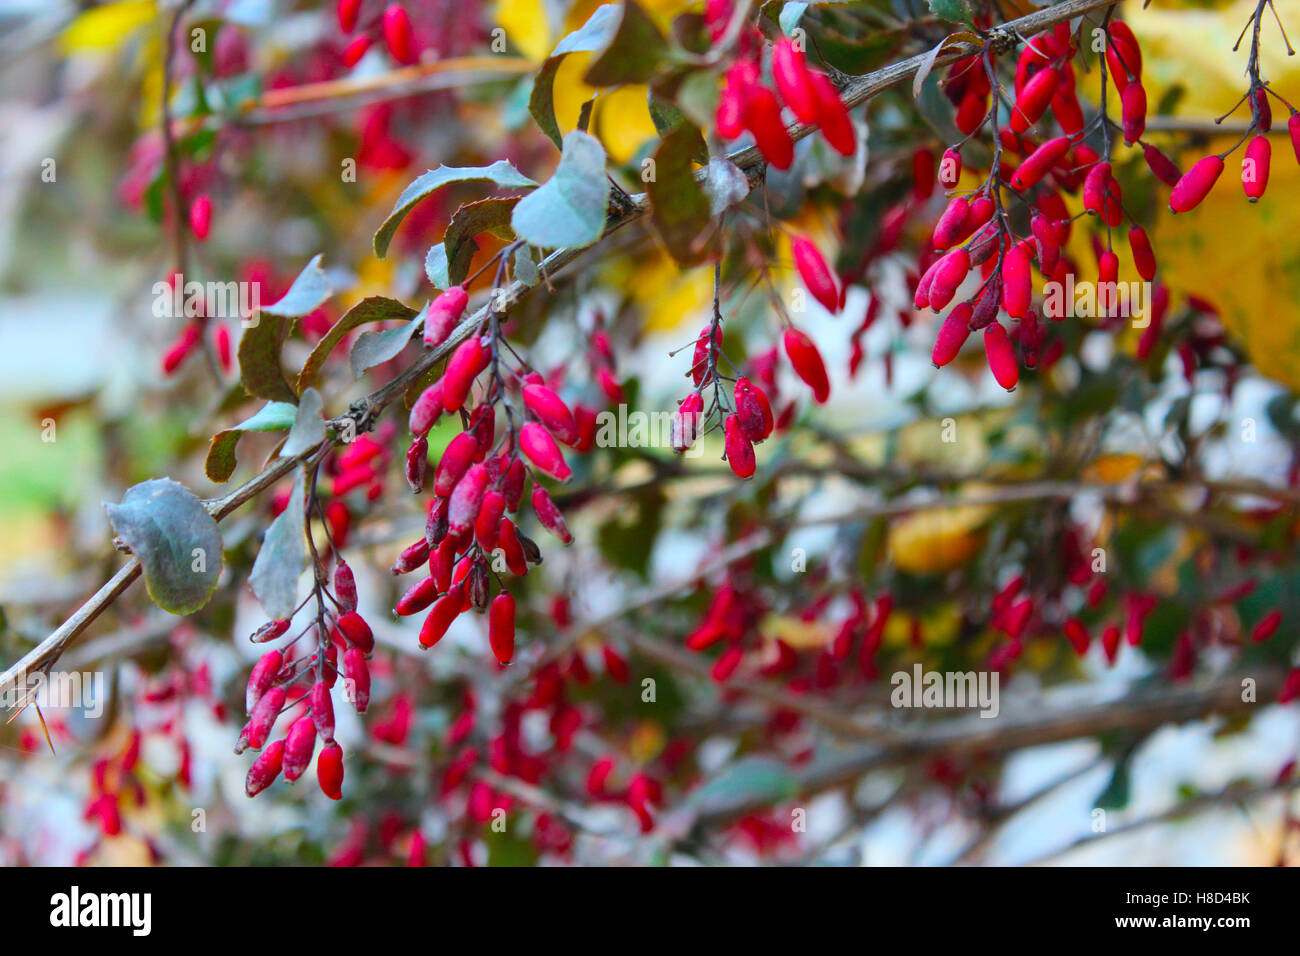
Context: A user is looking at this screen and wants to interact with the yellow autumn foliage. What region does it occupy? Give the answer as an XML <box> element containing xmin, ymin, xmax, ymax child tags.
<box><xmin>1124</xmin><ymin>0</ymin><xmax>1300</xmax><ymax>391</ymax></box>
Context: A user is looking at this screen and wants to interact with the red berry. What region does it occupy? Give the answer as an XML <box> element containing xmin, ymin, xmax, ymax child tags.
<box><xmin>317</xmin><ymin>742</ymin><xmax>344</xmax><ymax>800</ymax></box>
<box><xmin>783</xmin><ymin>328</ymin><xmax>830</xmax><ymax>403</ymax></box>
<box><xmin>382</xmin><ymin>4</ymin><xmax>415</xmax><ymax>64</ymax></box>
<box><xmin>1169</xmin><ymin>155</ymin><xmax>1224</xmax><ymax>213</ymax></box>
<box><xmin>489</xmin><ymin>593</ymin><xmax>515</xmax><ymax>664</ymax></box>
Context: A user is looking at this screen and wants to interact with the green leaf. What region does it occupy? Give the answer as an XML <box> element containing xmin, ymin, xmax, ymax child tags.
<box><xmin>443</xmin><ymin>197</ymin><xmax>521</xmax><ymax>283</ymax></box>
<box><xmin>105</xmin><ymin>479</ymin><xmax>223</xmax><ymax>615</ymax></box>
<box><xmin>648</xmin><ymin>88</ymin><xmax>708</xmax><ymax>163</ymax></box>
<box><xmin>528</xmin><ymin>4</ymin><xmax>624</xmax><ymax>148</ymax></box>
<box><xmin>511</xmin><ymin>131</ymin><xmax>610</xmax><ymax>250</ymax></box>
<box><xmin>281</xmin><ymin>387</ymin><xmax>326</xmax><ymax>458</ymax></box>
<box><xmin>927</xmin><ymin>0</ymin><xmax>973</xmax><ymax>25</ymax></box>
<box><xmin>205</xmin><ymin>401</ymin><xmax>298</xmax><ymax>482</ymax></box>
<box><xmin>238</xmin><ymin>312</ymin><xmax>296</xmax><ymax>404</ymax></box>
<box><xmin>297</xmin><ymin>296</ymin><xmax>418</xmax><ymax>392</ymax></box>
<box><xmin>584</xmin><ymin>0</ymin><xmax>669</xmax><ymax>87</ymax></box>
<box><xmin>373</xmin><ymin>161</ymin><xmax>537</xmax><ymax>258</ymax></box>
<box><xmin>647</xmin><ymin>124</ymin><xmax>713</xmax><ymax>265</ymax></box>
<box><xmin>350</xmin><ymin>311</ymin><xmax>426</xmax><ymax>379</ymax></box>
<box><xmin>249</xmin><ymin>467</ymin><xmax>306</xmax><ymax>619</ymax></box>
<box><xmin>686</xmin><ymin>756</ymin><xmax>800</xmax><ymax>815</ymax></box>
<box><xmin>262</xmin><ymin>254</ymin><xmax>331</xmax><ymax>318</ymax></box>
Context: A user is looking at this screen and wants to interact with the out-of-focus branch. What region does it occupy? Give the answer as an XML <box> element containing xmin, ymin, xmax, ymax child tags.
<box><xmin>1023</xmin><ymin>774</ymin><xmax>1300</xmax><ymax>865</ymax></box>
<box><xmin>676</xmin><ymin>669</ymin><xmax>1285</xmax><ymax>833</ymax></box>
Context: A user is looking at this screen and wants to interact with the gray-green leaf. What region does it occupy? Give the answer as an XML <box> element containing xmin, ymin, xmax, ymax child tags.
<box><xmin>374</xmin><ymin>161</ymin><xmax>537</xmax><ymax>258</ymax></box>
<box><xmin>105</xmin><ymin>479</ymin><xmax>223</xmax><ymax>615</ymax></box>
<box><xmin>261</xmin><ymin>254</ymin><xmax>331</xmax><ymax>318</ymax></box>
<box><xmin>281</xmin><ymin>386</ymin><xmax>325</xmax><ymax>458</ymax></box>
<box><xmin>511</xmin><ymin>131</ymin><xmax>610</xmax><ymax>250</ymax></box>
<box><xmin>249</xmin><ymin>468</ymin><xmax>306</xmax><ymax>619</ymax></box>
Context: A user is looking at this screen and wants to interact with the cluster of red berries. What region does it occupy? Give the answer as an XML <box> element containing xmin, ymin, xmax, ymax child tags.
<box><xmin>336</xmin><ymin>0</ymin><xmax>417</xmax><ymax>68</ymax></box>
<box><xmin>711</xmin><ymin>9</ymin><xmax>855</xmax><ymax>170</ymax></box>
<box><xmin>240</xmin><ymin>560</ymin><xmax>369</xmax><ymax>800</ymax></box>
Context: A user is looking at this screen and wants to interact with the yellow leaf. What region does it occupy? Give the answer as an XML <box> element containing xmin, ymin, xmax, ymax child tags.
<box><xmin>59</xmin><ymin>0</ymin><xmax>156</xmax><ymax>55</ymax></box>
<box><xmin>607</xmin><ymin>245</ymin><xmax>714</xmax><ymax>333</ymax></box>
<box><xmin>1123</xmin><ymin>0</ymin><xmax>1300</xmax><ymax>389</ymax></box>
<box><xmin>598</xmin><ymin>84</ymin><xmax>659</xmax><ymax>163</ymax></box>
<box><xmin>1081</xmin><ymin>452</ymin><xmax>1144</xmax><ymax>484</ymax></box>
<box><xmin>888</xmin><ymin>500</ymin><xmax>992</xmax><ymax>575</ymax></box>
<box><xmin>760</xmin><ymin>614</ymin><xmax>832</xmax><ymax>649</ymax></box>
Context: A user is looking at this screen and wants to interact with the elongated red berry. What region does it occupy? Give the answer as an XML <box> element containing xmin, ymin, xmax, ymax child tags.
<box><xmin>745</xmin><ymin>87</ymin><xmax>793</xmax><ymax>170</ymax></box>
<box><xmin>772</xmin><ymin>38</ymin><xmax>818</xmax><ymax>123</ymax></box>
<box><xmin>733</xmin><ymin>377</ymin><xmax>774</xmax><ymax>442</ymax></box>
<box><xmin>1083</xmin><ymin>162</ymin><xmax>1111</xmax><ymax>217</ymax></box>
<box><xmin>282</xmin><ymin>716</ymin><xmax>317</xmax><ymax>783</ymax></box>
<box><xmin>1105</xmin><ymin>21</ymin><xmax>1142</xmax><ymax>91</ymax></box>
<box><xmin>1121</xmin><ymin>82</ymin><xmax>1146</xmax><ymax>144</ymax></box>
<box><xmin>311</xmin><ymin>680</ymin><xmax>335</xmax><ymax>743</ymax></box>
<box><xmin>1169</xmin><ymin>155</ymin><xmax>1224</xmax><ymax>213</ymax></box>
<box><xmin>190</xmin><ymin>194</ymin><xmax>212</xmax><ymax>241</ymax></box>
<box><xmin>984</xmin><ymin>322</ymin><xmax>1019</xmax><ymax>391</ymax></box>
<box><xmin>1064</xmin><ymin>617</ymin><xmax>1090</xmax><ymax>655</ymax></box>
<box><xmin>396</xmin><ymin>576</ymin><xmax>440</xmax><ymax>616</ymax></box>
<box><xmin>1242</xmin><ymin>135</ymin><xmax>1270</xmax><ymax>202</ymax></box>
<box><xmin>342</xmin><ymin>35</ymin><xmax>370</xmax><ymax>67</ymax></box>
<box><xmin>672</xmin><ymin>392</ymin><xmax>704</xmax><ymax>452</ymax></box>
<box><xmin>1128</xmin><ymin>226</ymin><xmax>1156</xmax><ymax>281</ymax></box>
<box><xmin>522</xmin><ymin>383</ymin><xmax>578</xmax><ymax>445</ymax></box>
<box><xmin>246</xmin><ymin>650</ymin><xmax>283</xmax><ymax>715</ymax></box>
<box><xmin>441</xmin><ymin>337</ymin><xmax>488</xmax><ymax>411</ymax></box>
<box><xmin>531</xmin><ymin>485</ymin><xmax>572</xmax><ymax>544</ymax></box>
<box><xmin>406</xmin><ymin>435</ymin><xmax>428</xmax><ymax>492</ymax></box>
<box><xmin>431</xmin><ymin>432</ymin><xmax>476</xmax><ymax>497</ymax></box>
<box><xmin>420</xmin><ymin>587</ymin><xmax>465</xmax><ymax>648</ymax></box>
<box><xmin>1251</xmin><ymin>609</ymin><xmax>1281</xmax><ymax>643</ymax></box>
<box><xmin>247</xmin><ymin>686</ymin><xmax>286</xmax><ymax>750</ymax></box>
<box><xmin>724</xmin><ymin>414</ymin><xmax>756</xmax><ymax>479</ymax></box>
<box><xmin>489</xmin><ymin>593</ymin><xmax>515</xmax><ymax>664</ymax></box>
<box><xmin>1010</xmin><ymin>136</ymin><xmax>1070</xmax><ymax>191</ymax></box>
<box><xmin>1143</xmin><ymin>144</ymin><xmax>1182</xmax><ymax>187</ymax></box>
<box><xmin>928</xmin><ymin>248</ymin><xmax>971</xmax><ymax>311</ymax></box>
<box><xmin>424</xmin><ymin>285</ymin><xmax>469</xmax><ymax>347</ymax></box>
<box><xmin>250</xmin><ymin>618</ymin><xmax>290</xmax><ymax>644</ymax></box>
<box><xmin>792</xmin><ymin>236</ymin><xmax>840</xmax><ymax>313</ymax></box>
<box><xmin>1010</xmin><ymin>68</ymin><xmax>1059</xmax><ymax>133</ymax></box>
<box><xmin>338</xmin><ymin>0</ymin><xmax>362</xmax><ymax>33</ymax></box>
<box><xmin>1000</xmin><ymin>243</ymin><xmax>1032</xmax><ymax>319</ymax></box>
<box><xmin>939</xmin><ymin>147</ymin><xmax>962</xmax><ymax>187</ymax></box>
<box><xmin>337</xmin><ymin>610</ymin><xmax>374</xmax><ymax>653</ymax></box>
<box><xmin>783</xmin><ymin>328</ymin><xmax>830</xmax><ymax>403</ymax></box>
<box><xmin>317</xmin><ymin>742</ymin><xmax>344</xmax><ymax>800</ymax></box>
<box><xmin>475</xmin><ymin>489</ymin><xmax>506</xmax><ymax>552</ymax></box>
<box><xmin>344</xmin><ymin>646</ymin><xmax>369</xmax><ymax>712</ymax></box>
<box><xmin>808</xmin><ymin>71</ymin><xmax>854</xmax><ymax>155</ymax></box>
<box><xmin>447</xmin><ymin>462</ymin><xmax>490</xmax><ymax>534</ymax></box>
<box><xmin>382</xmin><ymin>4</ymin><xmax>415</xmax><ymax>64</ymax></box>
<box><xmin>409</xmin><ymin>379</ymin><xmax>444</xmax><ymax>436</ymax></box>
<box><xmin>246</xmin><ymin>739</ymin><xmax>285</xmax><ymax>797</ymax></box>
<box><xmin>1289</xmin><ymin>113</ymin><xmax>1300</xmax><ymax>166</ymax></box>
<box><xmin>333</xmin><ymin>559</ymin><xmax>357</xmax><ymax>613</ymax></box>
<box><xmin>519</xmin><ymin>422</ymin><xmax>572</xmax><ymax>482</ymax></box>
<box><xmin>932</xmin><ymin>302</ymin><xmax>973</xmax><ymax>367</ymax></box>
<box><xmin>932</xmin><ymin>196</ymin><xmax>970</xmax><ymax>250</ymax></box>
